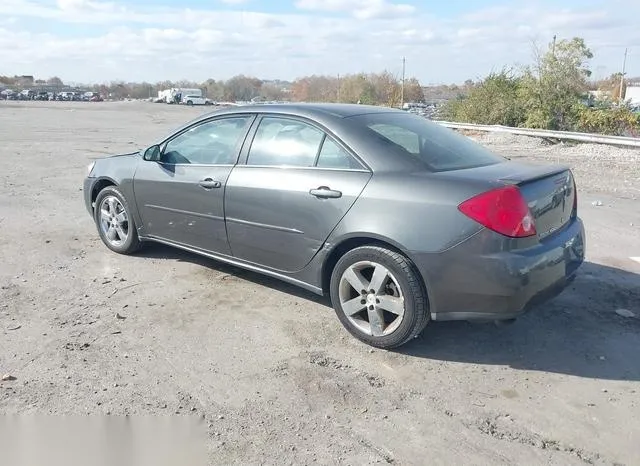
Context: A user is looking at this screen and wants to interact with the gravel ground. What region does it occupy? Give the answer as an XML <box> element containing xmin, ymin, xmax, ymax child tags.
<box><xmin>1</xmin><ymin>101</ymin><xmax>639</xmax><ymax>465</ymax></box>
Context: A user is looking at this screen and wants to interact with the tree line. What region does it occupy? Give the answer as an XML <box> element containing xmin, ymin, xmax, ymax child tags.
<box><xmin>1</xmin><ymin>72</ymin><xmax>426</xmax><ymax>106</ymax></box>
<box><xmin>441</xmin><ymin>37</ymin><xmax>640</xmax><ymax>136</ymax></box>
<box><xmin>113</xmin><ymin>72</ymin><xmax>426</xmax><ymax>106</ymax></box>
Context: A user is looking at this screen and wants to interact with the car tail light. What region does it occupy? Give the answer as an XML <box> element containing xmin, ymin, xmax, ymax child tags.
<box><xmin>458</xmin><ymin>185</ymin><xmax>536</xmax><ymax>238</ymax></box>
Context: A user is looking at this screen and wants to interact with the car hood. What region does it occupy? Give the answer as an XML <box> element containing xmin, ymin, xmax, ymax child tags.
<box><xmin>107</xmin><ymin>151</ymin><xmax>140</xmax><ymax>159</ymax></box>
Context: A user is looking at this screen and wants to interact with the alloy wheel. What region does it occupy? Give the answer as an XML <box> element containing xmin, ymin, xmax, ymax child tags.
<box><xmin>338</xmin><ymin>261</ymin><xmax>405</xmax><ymax>337</ymax></box>
<box><xmin>99</xmin><ymin>195</ymin><xmax>129</xmax><ymax>247</ymax></box>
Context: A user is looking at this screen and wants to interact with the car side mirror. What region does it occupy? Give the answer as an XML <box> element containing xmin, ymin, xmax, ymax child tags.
<box><xmin>143</xmin><ymin>145</ymin><xmax>161</xmax><ymax>161</ymax></box>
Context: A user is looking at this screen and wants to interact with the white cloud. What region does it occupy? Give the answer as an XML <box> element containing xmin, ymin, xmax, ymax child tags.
<box><xmin>294</xmin><ymin>0</ymin><xmax>414</xmax><ymax>19</ymax></box>
<box><xmin>56</xmin><ymin>0</ymin><xmax>115</xmax><ymax>12</ymax></box>
<box><xmin>0</xmin><ymin>0</ymin><xmax>638</xmax><ymax>84</ymax></box>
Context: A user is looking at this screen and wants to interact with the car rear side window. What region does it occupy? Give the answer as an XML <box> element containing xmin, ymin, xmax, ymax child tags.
<box><xmin>247</xmin><ymin>117</ymin><xmax>325</xmax><ymax>167</ymax></box>
<box><xmin>316</xmin><ymin>137</ymin><xmax>364</xmax><ymax>170</ymax></box>
<box><xmin>352</xmin><ymin>112</ymin><xmax>505</xmax><ymax>171</ymax></box>
<box><xmin>368</xmin><ymin>124</ymin><xmax>420</xmax><ymax>154</ymax></box>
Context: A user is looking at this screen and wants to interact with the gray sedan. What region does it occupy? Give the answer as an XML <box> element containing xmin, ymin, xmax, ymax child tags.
<box><xmin>83</xmin><ymin>103</ymin><xmax>585</xmax><ymax>349</ymax></box>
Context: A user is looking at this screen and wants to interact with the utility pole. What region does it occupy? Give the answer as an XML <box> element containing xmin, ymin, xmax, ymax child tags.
<box><xmin>337</xmin><ymin>73</ymin><xmax>340</xmax><ymax>103</ymax></box>
<box><xmin>552</xmin><ymin>35</ymin><xmax>557</xmax><ymax>56</ymax></box>
<box><xmin>400</xmin><ymin>56</ymin><xmax>406</xmax><ymax>109</ymax></box>
<box><xmin>619</xmin><ymin>48</ymin><xmax>628</xmax><ymax>102</ymax></box>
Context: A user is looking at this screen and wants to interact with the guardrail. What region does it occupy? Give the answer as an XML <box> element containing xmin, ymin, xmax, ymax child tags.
<box><xmin>435</xmin><ymin>121</ymin><xmax>640</xmax><ymax>148</ymax></box>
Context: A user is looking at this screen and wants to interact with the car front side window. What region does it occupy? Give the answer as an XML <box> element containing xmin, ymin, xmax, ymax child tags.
<box><xmin>162</xmin><ymin>116</ymin><xmax>251</xmax><ymax>165</ymax></box>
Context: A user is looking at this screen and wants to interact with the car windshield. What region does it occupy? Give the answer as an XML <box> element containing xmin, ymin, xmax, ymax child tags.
<box><xmin>350</xmin><ymin>112</ymin><xmax>505</xmax><ymax>171</ymax></box>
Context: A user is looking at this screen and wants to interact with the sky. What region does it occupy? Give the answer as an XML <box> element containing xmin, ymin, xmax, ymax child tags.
<box><xmin>0</xmin><ymin>0</ymin><xmax>638</xmax><ymax>85</ymax></box>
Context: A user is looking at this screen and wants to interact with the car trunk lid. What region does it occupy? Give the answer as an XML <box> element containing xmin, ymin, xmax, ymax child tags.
<box><xmin>500</xmin><ymin>165</ymin><xmax>576</xmax><ymax>240</ymax></box>
<box><xmin>436</xmin><ymin>161</ymin><xmax>577</xmax><ymax>240</ymax></box>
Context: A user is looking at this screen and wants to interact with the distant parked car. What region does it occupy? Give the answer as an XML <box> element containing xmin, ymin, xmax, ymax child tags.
<box><xmin>181</xmin><ymin>95</ymin><xmax>212</xmax><ymax>106</ymax></box>
<box><xmin>0</xmin><ymin>89</ymin><xmax>14</xmax><ymax>100</ymax></box>
<box><xmin>83</xmin><ymin>104</ymin><xmax>585</xmax><ymax>349</ymax></box>
<box><xmin>19</xmin><ymin>90</ymin><xmax>35</xmax><ymax>100</ymax></box>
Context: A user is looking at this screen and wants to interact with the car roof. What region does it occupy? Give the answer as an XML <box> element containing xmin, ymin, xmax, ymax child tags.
<box><xmin>201</xmin><ymin>102</ymin><xmax>403</xmax><ymax>120</ymax></box>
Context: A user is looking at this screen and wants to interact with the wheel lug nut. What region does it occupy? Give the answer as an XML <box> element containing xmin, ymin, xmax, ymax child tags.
<box><xmin>361</xmin><ymin>300</ymin><xmax>366</xmax><ymax>305</ymax></box>
<box><xmin>369</xmin><ymin>305</ymin><xmax>374</xmax><ymax>310</ymax></box>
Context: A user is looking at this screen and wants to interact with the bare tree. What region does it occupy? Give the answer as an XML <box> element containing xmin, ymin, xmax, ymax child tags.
<box><xmin>224</xmin><ymin>75</ymin><xmax>263</xmax><ymax>101</ymax></box>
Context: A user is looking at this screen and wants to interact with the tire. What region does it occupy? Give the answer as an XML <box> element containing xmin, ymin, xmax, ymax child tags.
<box><xmin>186</xmin><ymin>100</ymin><xmax>193</xmax><ymax>106</ymax></box>
<box><xmin>330</xmin><ymin>245</ymin><xmax>429</xmax><ymax>349</ymax></box>
<box><xmin>94</xmin><ymin>185</ymin><xmax>142</xmax><ymax>255</ymax></box>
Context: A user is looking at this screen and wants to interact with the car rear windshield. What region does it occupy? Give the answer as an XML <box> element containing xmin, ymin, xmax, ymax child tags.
<box><xmin>350</xmin><ymin>112</ymin><xmax>505</xmax><ymax>171</ymax></box>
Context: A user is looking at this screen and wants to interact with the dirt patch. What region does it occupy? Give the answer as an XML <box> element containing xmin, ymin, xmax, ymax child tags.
<box><xmin>0</xmin><ymin>101</ymin><xmax>638</xmax><ymax>465</ymax></box>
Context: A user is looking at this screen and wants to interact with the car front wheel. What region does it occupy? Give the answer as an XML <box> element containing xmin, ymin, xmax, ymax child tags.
<box><xmin>94</xmin><ymin>186</ymin><xmax>141</xmax><ymax>255</ymax></box>
<box><xmin>330</xmin><ymin>245</ymin><xmax>430</xmax><ymax>349</ymax></box>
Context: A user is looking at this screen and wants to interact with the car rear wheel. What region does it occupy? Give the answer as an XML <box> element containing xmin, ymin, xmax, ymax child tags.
<box><xmin>330</xmin><ymin>246</ymin><xmax>429</xmax><ymax>349</ymax></box>
<box><xmin>94</xmin><ymin>186</ymin><xmax>141</xmax><ymax>255</ymax></box>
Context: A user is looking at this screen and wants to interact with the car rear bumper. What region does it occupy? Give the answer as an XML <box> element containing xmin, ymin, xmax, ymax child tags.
<box><xmin>414</xmin><ymin>217</ymin><xmax>586</xmax><ymax>321</ymax></box>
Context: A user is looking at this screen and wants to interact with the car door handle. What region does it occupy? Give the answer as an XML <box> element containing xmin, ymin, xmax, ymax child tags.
<box><xmin>309</xmin><ymin>186</ymin><xmax>342</xmax><ymax>199</ymax></box>
<box><xmin>199</xmin><ymin>178</ymin><xmax>221</xmax><ymax>189</ymax></box>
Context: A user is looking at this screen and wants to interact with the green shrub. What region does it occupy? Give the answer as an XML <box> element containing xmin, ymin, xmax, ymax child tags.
<box><xmin>441</xmin><ymin>37</ymin><xmax>640</xmax><ymax>136</ymax></box>
<box><xmin>574</xmin><ymin>105</ymin><xmax>640</xmax><ymax>136</ymax></box>
<box><xmin>440</xmin><ymin>70</ymin><xmax>525</xmax><ymax>127</ymax></box>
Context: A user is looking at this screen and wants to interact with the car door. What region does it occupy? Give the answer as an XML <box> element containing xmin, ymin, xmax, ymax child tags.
<box><xmin>224</xmin><ymin>115</ymin><xmax>372</xmax><ymax>273</ymax></box>
<box><xmin>133</xmin><ymin>115</ymin><xmax>254</xmax><ymax>255</ymax></box>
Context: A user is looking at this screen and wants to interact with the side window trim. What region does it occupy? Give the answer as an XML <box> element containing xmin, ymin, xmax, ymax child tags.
<box><xmin>236</xmin><ymin>114</ymin><xmax>263</xmax><ymax>166</ymax></box>
<box><xmin>158</xmin><ymin>114</ymin><xmax>256</xmax><ymax>166</ymax></box>
<box><xmin>312</xmin><ymin>134</ymin><xmax>328</xmax><ymax>168</ymax></box>
<box><xmin>237</xmin><ymin>114</ymin><xmax>371</xmax><ymax>172</ymax></box>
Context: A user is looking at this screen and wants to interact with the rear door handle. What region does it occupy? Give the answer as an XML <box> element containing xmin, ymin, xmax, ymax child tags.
<box><xmin>309</xmin><ymin>186</ymin><xmax>342</xmax><ymax>199</ymax></box>
<box><xmin>199</xmin><ymin>178</ymin><xmax>221</xmax><ymax>189</ymax></box>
